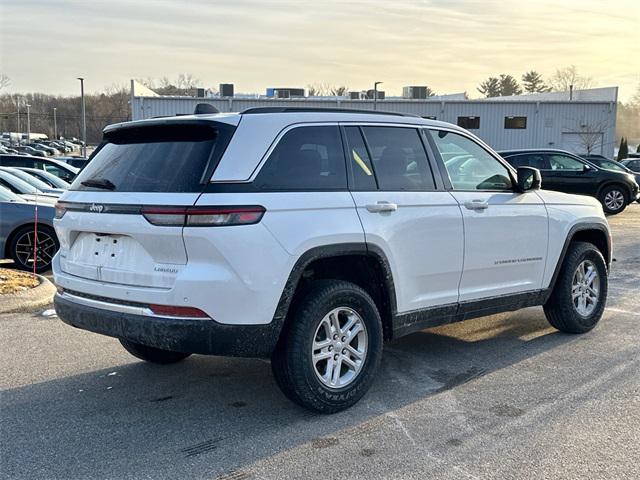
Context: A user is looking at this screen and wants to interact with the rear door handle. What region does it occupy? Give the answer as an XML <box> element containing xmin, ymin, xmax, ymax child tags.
<box><xmin>366</xmin><ymin>201</ymin><xmax>398</xmax><ymax>213</ymax></box>
<box><xmin>463</xmin><ymin>199</ymin><xmax>489</xmax><ymax>210</ymax></box>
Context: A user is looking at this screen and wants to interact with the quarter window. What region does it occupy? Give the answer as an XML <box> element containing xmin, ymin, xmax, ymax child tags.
<box><xmin>255</xmin><ymin>126</ymin><xmax>347</xmax><ymax>190</ymax></box>
<box><xmin>504</xmin><ymin>116</ymin><xmax>527</xmax><ymax>129</ymax></box>
<box><xmin>429</xmin><ymin>130</ymin><xmax>513</xmax><ymax>191</ymax></box>
<box><xmin>547</xmin><ymin>154</ymin><xmax>584</xmax><ymax>171</ymax></box>
<box><xmin>457</xmin><ymin>117</ymin><xmax>480</xmax><ymax>129</ymax></box>
<box><xmin>344</xmin><ymin>127</ymin><xmax>377</xmax><ymax>190</ymax></box>
<box><xmin>360</xmin><ymin>126</ymin><xmax>435</xmax><ymax>191</ymax></box>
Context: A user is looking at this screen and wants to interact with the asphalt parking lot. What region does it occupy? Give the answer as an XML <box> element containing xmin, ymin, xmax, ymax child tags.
<box><xmin>1</xmin><ymin>204</ymin><xmax>639</xmax><ymax>480</ymax></box>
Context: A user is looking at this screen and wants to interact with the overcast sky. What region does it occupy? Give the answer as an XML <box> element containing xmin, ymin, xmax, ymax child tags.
<box><xmin>1</xmin><ymin>0</ymin><xmax>639</xmax><ymax>100</ymax></box>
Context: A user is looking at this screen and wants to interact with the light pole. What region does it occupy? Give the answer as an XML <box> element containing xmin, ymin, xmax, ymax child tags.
<box><xmin>53</xmin><ymin>107</ymin><xmax>57</xmax><ymax>140</ymax></box>
<box><xmin>373</xmin><ymin>81</ymin><xmax>383</xmax><ymax>111</ymax></box>
<box><xmin>77</xmin><ymin>77</ymin><xmax>87</xmax><ymax>157</ymax></box>
<box><xmin>26</xmin><ymin>104</ymin><xmax>31</xmax><ymax>143</ymax></box>
<box><xmin>16</xmin><ymin>101</ymin><xmax>20</xmax><ymax>140</ymax></box>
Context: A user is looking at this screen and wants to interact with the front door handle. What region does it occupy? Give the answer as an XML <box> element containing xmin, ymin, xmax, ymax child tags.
<box><xmin>366</xmin><ymin>201</ymin><xmax>398</xmax><ymax>213</ymax></box>
<box><xmin>463</xmin><ymin>199</ymin><xmax>489</xmax><ymax>210</ymax></box>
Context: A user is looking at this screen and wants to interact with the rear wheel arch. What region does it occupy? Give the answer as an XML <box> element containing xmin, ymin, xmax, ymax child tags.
<box><xmin>596</xmin><ymin>181</ymin><xmax>631</xmax><ymax>202</ymax></box>
<box><xmin>273</xmin><ymin>243</ymin><xmax>396</xmax><ymax>343</ymax></box>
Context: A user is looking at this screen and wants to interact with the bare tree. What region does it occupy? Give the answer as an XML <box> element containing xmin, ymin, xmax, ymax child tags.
<box><xmin>329</xmin><ymin>85</ymin><xmax>349</xmax><ymax>96</ymax></box>
<box><xmin>569</xmin><ymin>118</ymin><xmax>611</xmax><ymax>155</ymax></box>
<box><xmin>307</xmin><ymin>84</ymin><xmax>321</xmax><ymax>96</ymax></box>
<box><xmin>176</xmin><ymin>73</ymin><xmax>200</xmax><ymax>89</ymax></box>
<box><xmin>307</xmin><ymin>83</ymin><xmax>349</xmax><ymax>97</ymax></box>
<box><xmin>549</xmin><ymin>66</ymin><xmax>594</xmax><ymax>92</ymax></box>
<box><xmin>0</xmin><ymin>74</ymin><xmax>11</xmax><ymax>91</ymax></box>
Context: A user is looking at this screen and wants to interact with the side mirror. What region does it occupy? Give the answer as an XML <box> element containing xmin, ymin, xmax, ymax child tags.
<box><xmin>583</xmin><ymin>164</ymin><xmax>592</xmax><ymax>172</ymax></box>
<box><xmin>516</xmin><ymin>167</ymin><xmax>542</xmax><ymax>192</ymax></box>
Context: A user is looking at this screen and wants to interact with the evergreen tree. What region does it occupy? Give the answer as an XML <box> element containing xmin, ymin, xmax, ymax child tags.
<box><xmin>521</xmin><ymin>71</ymin><xmax>550</xmax><ymax>93</ymax></box>
<box><xmin>499</xmin><ymin>74</ymin><xmax>523</xmax><ymax>96</ymax></box>
<box><xmin>618</xmin><ymin>137</ymin><xmax>628</xmax><ymax>160</ymax></box>
<box><xmin>637</xmin><ymin>143</ymin><xmax>640</xmax><ymax>153</ymax></box>
<box><xmin>477</xmin><ymin>77</ymin><xmax>501</xmax><ymax>97</ymax></box>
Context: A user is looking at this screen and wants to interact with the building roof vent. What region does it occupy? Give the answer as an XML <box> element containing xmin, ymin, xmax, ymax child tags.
<box><xmin>193</xmin><ymin>103</ymin><xmax>219</xmax><ymax>114</ymax></box>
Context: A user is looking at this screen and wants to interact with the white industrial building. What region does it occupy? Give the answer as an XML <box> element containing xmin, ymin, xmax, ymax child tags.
<box><xmin>130</xmin><ymin>82</ymin><xmax>618</xmax><ymax>157</ymax></box>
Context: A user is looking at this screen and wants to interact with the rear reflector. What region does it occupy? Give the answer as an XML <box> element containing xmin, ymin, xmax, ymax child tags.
<box><xmin>148</xmin><ymin>304</ymin><xmax>209</xmax><ymax>318</ymax></box>
<box><xmin>142</xmin><ymin>206</ymin><xmax>265</xmax><ymax>227</ymax></box>
<box><xmin>54</xmin><ymin>202</ymin><xmax>67</xmax><ymax>219</ymax></box>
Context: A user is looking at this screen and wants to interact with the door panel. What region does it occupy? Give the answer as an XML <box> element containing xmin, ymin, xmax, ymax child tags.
<box><xmin>345</xmin><ymin>125</ymin><xmax>464</xmax><ymax>312</ymax></box>
<box><xmin>450</xmin><ymin>191</ymin><xmax>548</xmax><ymax>301</ymax></box>
<box><xmin>427</xmin><ymin>129</ymin><xmax>549</xmax><ymax>302</ymax></box>
<box><xmin>352</xmin><ymin>191</ymin><xmax>463</xmax><ymax>311</ymax></box>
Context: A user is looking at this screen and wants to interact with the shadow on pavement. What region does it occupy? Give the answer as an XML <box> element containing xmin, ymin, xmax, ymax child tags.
<box><xmin>1</xmin><ymin>307</ymin><xmax>579</xmax><ymax>479</ymax></box>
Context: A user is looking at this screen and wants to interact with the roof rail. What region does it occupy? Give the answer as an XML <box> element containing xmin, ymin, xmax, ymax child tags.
<box><xmin>241</xmin><ymin>107</ymin><xmax>418</xmax><ymax>117</ymax></box>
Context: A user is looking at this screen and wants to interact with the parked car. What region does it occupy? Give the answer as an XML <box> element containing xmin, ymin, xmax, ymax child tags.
<box><xmin>619</xmin><ymin>158</ymin><xmax>640</xmax><ymax>173</ymax></box>
<box><xmin>0</xmin><ymin>170</ymin><xmax>58</xmax><ymax>204</ymax></box>
<box><xmin>0</xmin><ymin>167</ymin><xmax>65</xmax><ymax>195</ymax></box>
<box><xmin>18</xmin><ymin>167</ymin><xmax>71</xmax><ymax>190</ymax></box>
<box><xmin>0</xmin><ymin>154</ymin><xmax>79</xmax><ymax>183</ymax></box>
<box><xmin>16</xmin><ymin>146</ymin><xmax>46</xmax><ymax>157</ymax></box>
<box><xmin>53</xmin><ymin>108</ymin><xmax>613</xmax><ymax>413</ymax></box>
<box><xmin>0</xmin><ymin>186</ymin><xmax>59</xmax><ymax>272</ymax></box>
<box><xmin>617</xmin><ymin>159</ymin><xmax>640</xmax><ymax>203</ymax></box>
<box><xmin>55</xmin><ymin>156</ymin><xmax>89</xmax><ymax>168</ymax></box>
<box><xmin>498</xmin><ymin>148</ymin><xmax>639</xmax><ymax>214</ymax></box>
<box><xmin>32</xmin><ymin>143</ymin><xmax>61</xmax><ymax>156</ymax></box>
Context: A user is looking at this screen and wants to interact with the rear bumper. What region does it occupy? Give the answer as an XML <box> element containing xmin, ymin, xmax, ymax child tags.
<box><xmin>54</xmin><ymin>293</ymin><xmax>282</xmax><ymax>358</ymax></box>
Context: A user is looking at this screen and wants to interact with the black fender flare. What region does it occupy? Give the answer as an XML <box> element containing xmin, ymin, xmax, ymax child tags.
<box><xmin>271</xmin><ymin>242</ymin><xmax>397</xmax><ymax>328</ymax></box>
<box><xmin>546</xmin><ymin>222</ymin><xmax>611</xmax><ymax>297</ymax></box>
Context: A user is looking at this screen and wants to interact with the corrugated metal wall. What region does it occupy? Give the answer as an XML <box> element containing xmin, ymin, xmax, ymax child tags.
<box><xmin>132</xmin><ymin>97</ymin><xmax>617</xmax><ymax>156</ymax></box>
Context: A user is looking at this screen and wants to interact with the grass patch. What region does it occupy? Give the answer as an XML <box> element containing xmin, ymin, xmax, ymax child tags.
<box><xmin>0</xmin><ymin>268</ymin><xmax>40</xmax><ymax>295</ymax></box>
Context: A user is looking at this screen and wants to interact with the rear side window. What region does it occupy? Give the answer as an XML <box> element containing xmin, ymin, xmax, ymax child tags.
<box><xmin>361</xmin><ymin>126</ymin><xmax>435</xmax><ymax>191</ymax></box>
<box><xmin>506</xmin><ymin>154</ymin><xmax>548</xmax><ymax>170</ymax></box>
<box><xmin>254</xmin><ymin>126</ymin><xmax>347</xmax><ymax>190</ymax></box>
<box><xmin>547</xmin><ymin>154</ymin><xmax>584</xmax><ymax>171</ymax></box>
<box><xmin>72</xmin><ymin>123</ymin><xmax>233</xmax><ymax>192</ymax></box>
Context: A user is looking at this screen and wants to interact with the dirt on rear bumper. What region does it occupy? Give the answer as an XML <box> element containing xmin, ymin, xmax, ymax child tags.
<box><xmin>54</xmin><ymin>294</ymin><xmax>281</xmax><ymax>357</ymax></box>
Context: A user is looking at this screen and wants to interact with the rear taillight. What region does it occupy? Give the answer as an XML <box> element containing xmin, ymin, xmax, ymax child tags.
<box><xmin>54</xmin><ymin>202</ymin><xmax>67</xmax><ymax>219</ymax></box>
<box><xmin>148</xmin><ymin>304</ymin><xmax>209</xmax><ymax>318</ymax></box>
<box><xmin>141</xmin><ymin>206</ymin><xmax>265</xmax><ymax>227</ymax></box>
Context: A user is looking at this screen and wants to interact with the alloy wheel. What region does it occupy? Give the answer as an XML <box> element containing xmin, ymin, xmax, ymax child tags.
<box><xmin>14</xmin><ymin>229</ymin><xmax>57</xmax><ymax>270</ymax></box>
<box><xmin>604</xmin><ymin>189</ymin><xmax>625</xmax><ymax>211</ymax></box>
<box><xmin>312</xmin><ymin>307</ymin><xmax>368</xmax><ymax>389</ymax></box>
<box><xmin>572</xmin><ymin>260</ymin><xmax>600</xmax><ymax>317</ymax></box>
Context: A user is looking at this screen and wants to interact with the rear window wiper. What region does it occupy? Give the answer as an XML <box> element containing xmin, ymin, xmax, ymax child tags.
<box><xmin>81</xmin><ymin>178</ymin><xmax>116</xmax><ymax>190</ymax></box>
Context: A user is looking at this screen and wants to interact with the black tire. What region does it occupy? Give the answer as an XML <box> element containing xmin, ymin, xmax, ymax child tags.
<box><xmin>599</xmin><ymin>184</ymin><xmax>628</xmax><ymax>215</ymax></box>
<box><xmin>119</xmin><ymin>339</ymin><xmax>191</xmax><ymax>364</ymax></box>
<box><xmin>543</xmin><ymin>241</ymin><xmax>608</xmax><ymax>334</ymax></box>
<box><xmin>8</xmin><ymin>224</ymin><xmax>59</xmax><ymax>273</ymax></box>
<box><xmin>271</xmin><ymin>280</ymin><xmax>383</xmax><ymax>413</ymax></box>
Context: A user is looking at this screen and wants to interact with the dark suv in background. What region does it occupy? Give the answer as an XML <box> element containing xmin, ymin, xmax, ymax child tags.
<box><xmin>498</xmin><ymin>149</ymin><xmax>639</xmax><ymax>214</ymax></box>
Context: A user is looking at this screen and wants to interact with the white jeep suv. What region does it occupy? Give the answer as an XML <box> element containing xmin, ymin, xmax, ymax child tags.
<box><xmin>53</xmin><ymin>107</ymin><xmax>611</xmax><ymax>412</ymax></box>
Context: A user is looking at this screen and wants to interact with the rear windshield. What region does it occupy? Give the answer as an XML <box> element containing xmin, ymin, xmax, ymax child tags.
<box><xmin>71</xmin><ymin>123</ymin><xmax>234</xmax><ymax>192</ymax></box>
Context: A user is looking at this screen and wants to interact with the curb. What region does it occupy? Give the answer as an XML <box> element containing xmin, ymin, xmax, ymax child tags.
<box><xmin>0</xmin><ymin>274</ymin><xmax>56</xmax><ymax>314</ymax></box>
